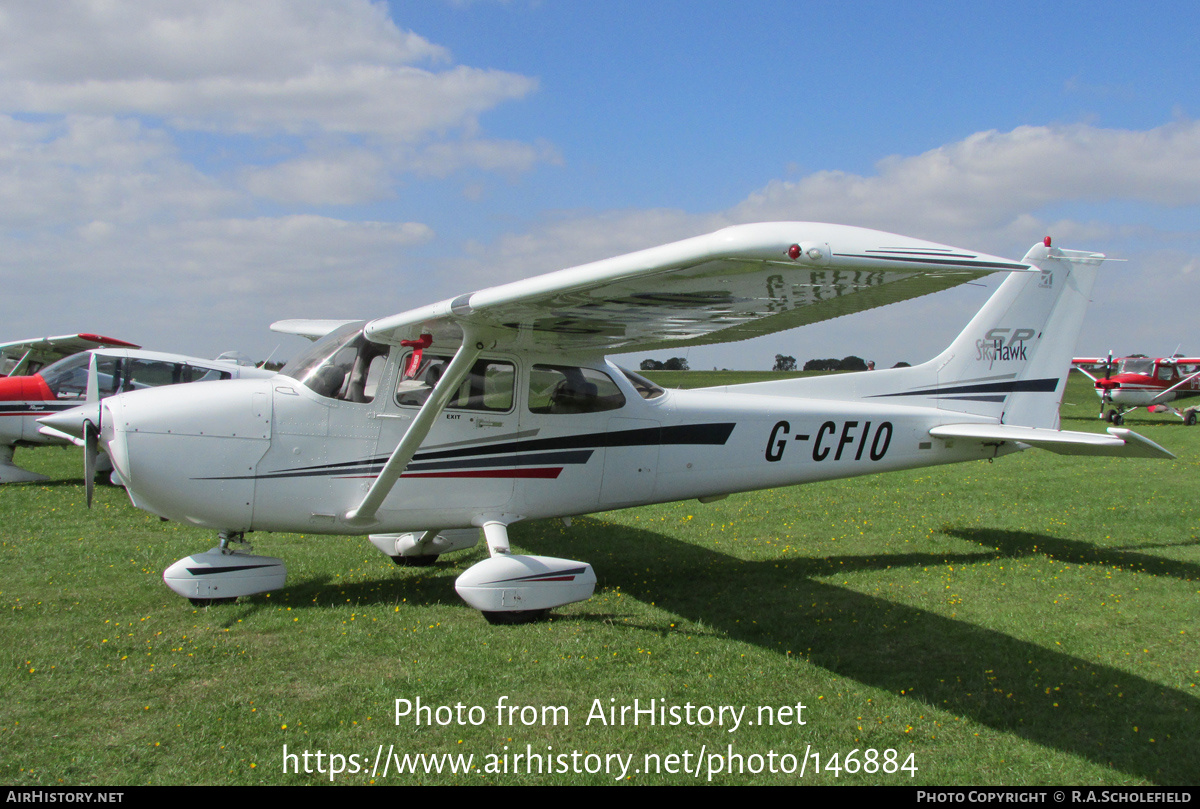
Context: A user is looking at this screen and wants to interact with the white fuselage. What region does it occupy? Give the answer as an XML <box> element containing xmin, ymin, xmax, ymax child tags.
<box><xmin>97</xmin><ymin>355</ymin><xmax>1008</xmax><ymax>535</ymax></box>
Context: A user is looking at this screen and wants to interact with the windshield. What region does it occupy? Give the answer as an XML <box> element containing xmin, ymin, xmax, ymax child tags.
<box><xmin>280</xmin><ymin>322</ymin><xmax>388</xmax><ymax>402</ymax></box>
<box><xmin>1119</xmin><ymin>358</ymin><xmax>1154</xmax><ymax>375</ymax></box>
<box><xmin>39</xmin><ymin>353</ymin><xmax>91</xmax><ymax>400</ymax></box>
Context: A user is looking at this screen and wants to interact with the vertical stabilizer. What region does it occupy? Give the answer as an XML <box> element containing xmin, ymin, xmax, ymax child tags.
<box><xmin>917</xmin><ymin>240</ymin><xmax>1101</xmax><ymax>428</ymax></box>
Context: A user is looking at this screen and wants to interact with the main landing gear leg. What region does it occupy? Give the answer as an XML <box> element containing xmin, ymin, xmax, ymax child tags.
<box><xmin>478</xmin><ymin>522</ymin><xmax>547</xmax><ymax>624</ymax></box>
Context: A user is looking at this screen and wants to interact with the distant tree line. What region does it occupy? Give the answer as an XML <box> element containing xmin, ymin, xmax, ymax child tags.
<box><xmin>637</xmin><ymin>354</ymin><xmax>910</xmax><ymax>372</ymax></box>
<box><xmin>803</xmin><ymin>356</ymin><xmax>868</xmax><ymax>372</ymax></box>
<box><xmin>640</xmin><ymin>357</ymin><xmax>690</xmax><ymax>371</ymax></box>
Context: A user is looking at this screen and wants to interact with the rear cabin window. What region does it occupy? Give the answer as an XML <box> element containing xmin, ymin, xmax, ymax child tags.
<box><xmin>94</xmin><ymin>357</ymin><xmax>232</xmax><ymax>396</ymax></box>
<box><xmin>528</xmin><ymin>365</ymin><xmax>626</xmax><ymax>414</ymax></box>
<box><xmin>40</xmin><ymin>353</ymin><xmax>233</xmax><ymax>400</ymax></box>
<box><xmin>618</xmin><ymin>366</ymin><xmax>666</xmax><ymax>400</ymax></box>
<box><xmin>396</xmin><ymin>355</ymin><xmax>515</xmax><ymax>412</ymax></box>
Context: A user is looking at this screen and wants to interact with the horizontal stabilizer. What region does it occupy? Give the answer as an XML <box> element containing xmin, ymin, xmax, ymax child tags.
<box><xmin>269</xmin><ymin>319</ymin><xmax>362</xmax><ymax>341</ymax></box>
<box><xmin>929</xmin><ymin>423</ymin><xmax>1174</xmax><ymax>459</ymax></box>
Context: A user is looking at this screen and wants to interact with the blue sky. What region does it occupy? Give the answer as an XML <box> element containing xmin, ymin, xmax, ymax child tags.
<box><xmin>2</xmin><ymin>1</ymin><xmax>1199</xmax><ymax>369</ymax></box>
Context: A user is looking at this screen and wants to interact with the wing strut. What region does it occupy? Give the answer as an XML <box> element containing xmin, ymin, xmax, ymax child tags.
<box><xmin>1151</xmin><ymin>369</ymin><xmax>1200</xmax><ymax>402</ymax></box>
<box><xmin>7</xmin><ymin>347</ymin><xmax>34</xmax><ymax>376</ymax></box>
<box><xmin>344</xmin><ymin>334</ymin><xmax>483</xmax><ymax>526</ymax></box>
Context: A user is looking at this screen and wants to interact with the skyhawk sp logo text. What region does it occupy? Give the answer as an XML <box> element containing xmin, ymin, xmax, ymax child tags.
<box><xmin>976</xmin><ymin>328</ymin><xmax>1035</xmax><ymax>370</ymax></box>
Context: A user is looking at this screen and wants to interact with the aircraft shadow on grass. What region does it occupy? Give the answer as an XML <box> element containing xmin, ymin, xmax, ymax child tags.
<box><xmin>509</xmin><ymin>517</ymin><xmax>1197</xmax><ymax>786</ymax></box>
<box><xmin>245</xmin><ymin>515</ymin><xmax>1197</xmax><ymax>784</ymax></box>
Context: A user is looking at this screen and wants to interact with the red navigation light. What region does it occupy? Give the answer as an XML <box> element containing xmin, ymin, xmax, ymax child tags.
<box><xmin>787</xmin><ymin>244</ymin><xmax>801</xmax><ymax>260</ymax></box>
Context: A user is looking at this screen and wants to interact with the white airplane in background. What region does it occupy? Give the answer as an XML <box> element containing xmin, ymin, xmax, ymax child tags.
<box><xmin>3</xmin><ymin>347</ymin><xmax>275</xmax><ymax>485</ymax></box>
<box><xmin>0</xmin><ymin>333</ymin><xmax>139</xmax><ymax>377</ymax></box>
<box><xmin>42</xmin><ymin>223</ymin><xmax>1173</xmax><ymax>623</ymax></box>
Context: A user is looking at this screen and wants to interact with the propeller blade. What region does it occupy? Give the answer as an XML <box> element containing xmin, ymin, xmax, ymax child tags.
<box><xmin>1104</xmin><ymin>350</ymin><xmax>1114</xmax><ymax>381</ymax></box>
<box><xmin>83</xmin><ymin>419</ymin><xmax>98</xmax><ymax>508</ymax></box>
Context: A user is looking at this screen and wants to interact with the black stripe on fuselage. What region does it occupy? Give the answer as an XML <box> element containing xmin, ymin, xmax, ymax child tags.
<box><xmin>208</xmin><ymin>422</ymin><xmax>738</xmax><ymax>481</ymax></box>
<box><xmin>412</xmin><ymin>422</ymin><xmax>737</xmax><ymax>462</ymax></box>
<box><xmin>0</xmin><ymin>402</ymin><xmax>77</xmax><ymax>416</ymax></box>
<box><xmin>253</xmin><ymin>450</ymin><xmax>595</xmax><ymax>481</ymax></box>
<box><xmin>868</xmin><ymin>378</ymin><xmax>1059</xmax><ymax>399</ymax></box>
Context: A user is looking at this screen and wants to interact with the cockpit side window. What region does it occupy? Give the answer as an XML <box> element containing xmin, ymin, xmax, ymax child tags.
<box><xmin>528</xmin><ymin>365</ymin><xmax>626</xmax><ymax>414</ymax></box>
<box><xmin>395</xmin><ymin>354</ymin><xmax>515</xmax><ymax>412</ymax></box>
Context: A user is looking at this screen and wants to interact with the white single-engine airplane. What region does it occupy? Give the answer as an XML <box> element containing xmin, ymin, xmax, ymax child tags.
<box><xmin>42</xmin><ymin>223</ymin><xmax>1173</xmax><ymax>622</ymax></box>
<box><xmin>3</xmin><ymin>347</ymin><xmax>274</xmax><ymax>484</ymax></box>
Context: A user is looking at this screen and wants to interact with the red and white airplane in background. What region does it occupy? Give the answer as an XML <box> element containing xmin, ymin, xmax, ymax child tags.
<box><xmin>1072</xmin><ymin>355</ymin><xmax>1200</xmax><ymax>425</ymax></box>
<box><xmin>0</xmin><ymin>333</ymin><xmax>140</xmax><ymax>377</ymax></box>
<box><xmin>1</xmin><ymin>346</ymin><xmax>275</xmax><ymax>483</ymax></box>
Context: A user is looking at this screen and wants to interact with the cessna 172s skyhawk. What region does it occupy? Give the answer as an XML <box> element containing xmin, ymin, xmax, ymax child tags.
<box><xmin>41</xmin><ymin>223</ymin><xmax>1173</xmax><ymax>622</ymax></box>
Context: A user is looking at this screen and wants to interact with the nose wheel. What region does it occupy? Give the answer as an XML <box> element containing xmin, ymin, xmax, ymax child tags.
<box><xmin>163</xmin><ymin>530</ymin><xmax>287</xmax><ymax>605</ymax></box>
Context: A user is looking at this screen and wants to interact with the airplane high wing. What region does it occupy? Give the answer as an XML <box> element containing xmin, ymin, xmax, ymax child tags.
<box><xmin>364</xmin><ymin>222</ymin><xmax>1033</xmax><ymax>352</ymax></box>
<box><xmin>39</xmin><ymin>223</ymin><xmax>1175</xmax><ymax>623</ymax></box>
<box><xmin>0</xmin><ymin>333</ymin><xmax>139</xmax><ymax>377</ymax></box>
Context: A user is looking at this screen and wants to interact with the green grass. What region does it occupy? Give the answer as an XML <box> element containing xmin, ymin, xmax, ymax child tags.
<box><xmin>2</xmin><ymin>371</ymin><xmax>1197</xmax><ymax>785</ymax></box>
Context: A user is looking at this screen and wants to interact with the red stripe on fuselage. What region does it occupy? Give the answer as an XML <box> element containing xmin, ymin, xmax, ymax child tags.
<box><xmin>338</xmin><ymin>467</ymin><xmax>564</xmax><ymax>481</ymax></box>
<box><xmin>402</xmin><ymin>468</ymin><xmax>564</xmax><ymax>479</ymax></box>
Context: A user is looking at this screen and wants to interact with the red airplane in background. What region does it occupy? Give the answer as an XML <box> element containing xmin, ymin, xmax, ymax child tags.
<box><xmin>1072</xmin><ymin>354</ymin><xmax>1200</xmax><ymax>425</ymax></box>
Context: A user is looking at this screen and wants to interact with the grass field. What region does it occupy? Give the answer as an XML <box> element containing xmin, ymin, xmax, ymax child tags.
<box><xmin>2</xmin><ymin>372</ymin><xmax>1197</xmax><ymax>785</ymax></box>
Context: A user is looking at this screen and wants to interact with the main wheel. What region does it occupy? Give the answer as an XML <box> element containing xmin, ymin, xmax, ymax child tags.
<box><xmin>390</xmin><ymin>554</ymin><xmax>440</xmax><ymax>567</ymax></box>
<box><xmin>189</xmin><ymin>597</ymin><xmax>238</xmax><ymax>606</ymax></box>
<box><xmin>482</xmin><ymin>609</ymin><xmax>550</xmax><ymax>625</ymax></box>
<box><xmin>1186</xmin><ymin>411</ymin><xmax>1197</xmax><ymax>426</ymax></box>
